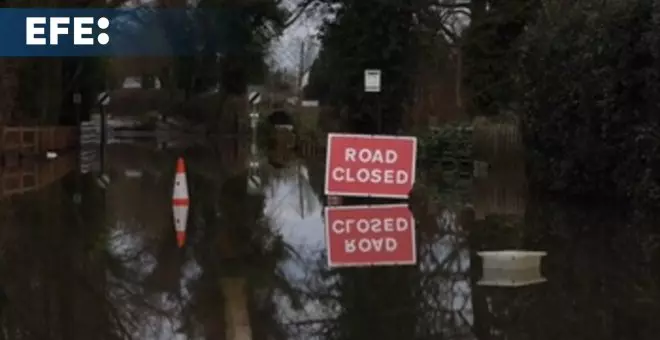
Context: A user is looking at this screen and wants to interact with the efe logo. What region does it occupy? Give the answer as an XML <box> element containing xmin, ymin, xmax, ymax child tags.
<box><xmin>25</xmin><ymin>17</ymin><xmax>110</xmax><ymax>46</ymax></box>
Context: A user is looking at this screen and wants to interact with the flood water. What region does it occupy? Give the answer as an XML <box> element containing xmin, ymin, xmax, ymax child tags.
<box><xmin>1</xmin><ymin>128</ymin><xmax>660</xmax><ymax>340</ymax></box>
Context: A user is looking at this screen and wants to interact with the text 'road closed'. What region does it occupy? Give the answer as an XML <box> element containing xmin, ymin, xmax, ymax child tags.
<box><xmin>325</xmin><ymin>204</ymin><xmax>416</xmax><ymax>267</ymax></box>
<box><xmin>324</xmin><ymin>133</ymin><xmax>417</xmax><ymax>198</ymax></box>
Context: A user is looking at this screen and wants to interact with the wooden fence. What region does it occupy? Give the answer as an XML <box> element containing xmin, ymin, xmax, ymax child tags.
<box><xmin>297</xmin><ymin>133</ymin><xmax>325</xmax><ymax>159</ymax></box>
<box><xmin>0</xmin><ymin>126</ymin><xmax>77</xmax><ymax>155</ymax></box>
<box><xmin>471</xmin><ymin>116</ymin><xmax>526</xmax><ymax>220</ymax></box>
<box><xmin>0</xmin><ymin>152</ymin><xmax>76</xmax><ymax>199</ymax></box>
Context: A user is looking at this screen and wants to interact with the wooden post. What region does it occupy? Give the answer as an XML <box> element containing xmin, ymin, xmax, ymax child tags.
<box><xmin>221</xmin><ymin>277</ymin><xmax>252</xmax><ymax>340</ymax></box>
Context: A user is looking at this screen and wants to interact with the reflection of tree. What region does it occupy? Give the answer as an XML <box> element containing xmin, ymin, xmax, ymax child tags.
<box><xmin>522</xmin><ymin>199</ymin><xmax>660</xmax><ymax>339</ymax></box>
<box><xmin>468</xmin><ymin>197</ymin><xmax>660</xmax><ymax>339</ymax></box>
<box><xmin>321</xmin><ymin>266</ymin><xmax>420</xmax><ymax>340</ymax></box>
<box><xmin>103</xmin><ymin>137</ymin><xmax>312</xmax><ymax>338</ymax></box>
<box><xmin>103</xmin><ymin>150</ymin><xmax>301</xmax><ymax>338</ymax></box>
<box><xmin>404</xmin><ymin>181</ymin><xmax>478</xmax><ymax>339</ymax></box>
<box><xmin>416</xmin><ymin>209</ymin><xmax>474</xmax><ymax>339</ymax></box>
<box><xmin>0</xmin><ymin>173</ymin><xmax>151</xmax><ymax>339</ymax></box>
<box><xmin>0</xmin><ymin>145</ymin><xmax>290</xmax><ymax>339</ymax></box>
<box><xmin>180</xmin><ymin>168</ymin><xmax>299</xmax><ymax>339</ymax></box>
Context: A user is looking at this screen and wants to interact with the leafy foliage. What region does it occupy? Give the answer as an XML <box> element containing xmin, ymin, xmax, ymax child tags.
<box><xmin>184</xmin><ymin>0</ymin><xmax>287</xmax><ymax>95</ymax></box>
<box><xmin>417</xmin><ymin>123</ymin><xmax>473</xmax><ymax>210</ymax></box>
<box><xmin>305</xmin><ymin>0</ymin><xmax>418</xmax><ymax>134</ymax></box>
<box><xmin>519</xmin><ymin>0</ymin><xmax>660</xmax><ymax>206</ymax></box>
<box><xmin>461</xmin><ymin>0</ymin><xmax>540</xmax><ymax>116</ymax></box>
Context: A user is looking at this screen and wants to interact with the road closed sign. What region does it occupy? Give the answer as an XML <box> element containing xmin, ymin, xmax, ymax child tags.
<box><xmin>325</xmin><ymin>204</ymin><xmax>416</xmax><ymax>267</ymax></box>
<box><xmin>324</xmin><ymin>133</ymin><xmax>417</xmax><ymax>198</ymax></box>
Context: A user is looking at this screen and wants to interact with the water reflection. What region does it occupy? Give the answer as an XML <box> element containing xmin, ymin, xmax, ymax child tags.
<box><xmin>2</xmin><ymin>126</ymin><xmax>660</xmax><ymax>339</ymax></box>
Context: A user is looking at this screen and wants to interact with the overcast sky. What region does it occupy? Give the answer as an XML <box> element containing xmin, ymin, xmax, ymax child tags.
<box><xmin>270</xmin><ymin>0</ymin><xmax>323</xmax><ymax>73</ymax></box>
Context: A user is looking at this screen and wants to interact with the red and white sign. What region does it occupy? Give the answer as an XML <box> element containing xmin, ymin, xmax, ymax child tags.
<box><xmin>324</xmin><ymin>133</ymin><xmax>417</xmax><ymax>199</ymax></box>
<box><xmin>173</xmin><ymin>157</ymin><xmax>189</xmax><ymax>248</ymax></box>
<box><xmin>325</xmin><ymin>204</ymin><xmax>416</xmax><ymax>267</ymax></box>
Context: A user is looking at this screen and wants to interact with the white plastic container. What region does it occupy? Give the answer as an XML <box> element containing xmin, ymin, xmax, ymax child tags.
<box><xmin>477</xmin><ymin>250</ymin><xmax>547</xmax><ymax>287</ymax></box>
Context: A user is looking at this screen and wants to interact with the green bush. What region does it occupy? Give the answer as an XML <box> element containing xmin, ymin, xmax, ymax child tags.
<box><xmin>520</xmin><ymin>0</ymin><xmax>660</xmax><ymax>207</ymax></box>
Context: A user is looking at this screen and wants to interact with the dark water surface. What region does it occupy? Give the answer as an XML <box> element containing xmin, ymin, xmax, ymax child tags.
<box><xmin>1</xmin><ymin>133</ymin><xmax>659</xmax><ymax>340</ymax></box>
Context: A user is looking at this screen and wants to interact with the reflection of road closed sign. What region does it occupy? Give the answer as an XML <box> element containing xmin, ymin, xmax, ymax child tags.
<box><xmin>325</xmin><ymin>204</ymin><xmax>416</xmax><ymax>267</ymax></box>
<box><xmin>324</xmin><ymin>133</ymin><xmax>417</xmax><ymax>198</ymax></box>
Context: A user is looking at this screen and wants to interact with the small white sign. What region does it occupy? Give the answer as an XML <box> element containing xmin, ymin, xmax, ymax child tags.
<box><xmin>247</xmin><ymin>174</ymin><xmax>262</xmax><ymax>194</ymax></box>
<box><xmin>124</xmin><ymin>169</ymin><xmax>143</xmax><ymax>178</ymax></box>
<box><xmin>248</xmin><ymin>85</ymin><xmax>264</xmax><ymax>104</ymax></box>
<box><xmin>302</xmin><ymin>100</ymin><xmax>319</xmax><ymax>107</ymax></box>
<box><xmin>98</xmin><ymin>92</ymin><xmax>110</xmax><ymax>106</ymax></box>
<box><xmin>364</xmin><ymin>69</ymin><xmax>381</xmax><ymax>93</ymax></box>
<box><xmin>249</xmin><ymin>91</ymin><xmax>261</xmax><ymax>104</ymax></box>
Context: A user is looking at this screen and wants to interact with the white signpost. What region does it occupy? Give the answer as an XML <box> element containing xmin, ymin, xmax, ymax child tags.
<box><xmin>247</xmin><ymin>173</ymin><xmax>262</xmax><ymax>195</ymax></box>
<box><xmin>98</xmin><ymin>92</ymin><xmax>110</xmax><ymax>106</ymax></box>
<box><xmin>249</xmin><ymin>91</ymin><xmax>261</xmax><ymax>105</ymax></box>
<box><xmin>247</xmin><ymin>159</ymin><xmax>261</xmax><ymax>195</ymax></box>
<box><xmin>247</xmin><ymin>85</ymin><xmax>263</xmax><ymax>105</ymax></box>
<box><xmin>364</xmin><ymin>69</ymin><xmax>381</xmax><ymax>93</ymax></box>
<box><xmin>247</xmin><ymin>84</ymin><xmax>263</xmax><ymax>196</ymax></box>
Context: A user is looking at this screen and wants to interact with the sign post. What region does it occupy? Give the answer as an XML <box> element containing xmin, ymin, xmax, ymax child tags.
<box><xmin>248</xmin><ymin>91</ymin><xmax>261</xmax><ymax>106</ymax></box>
<box><xmin>324</xmin><ymin>133</ymin><xmax>417</xmax><ymax>198</ymax></box>
<box><xmin>364</xmin><ymin>69</ymin><xmax>382</xmax><ymax>129</ymax></box>
<box><xmin>247</xmin><ymin>85</ymin><xmax>263</xmax><ymax>106</ymax></box>
<box><xmin>247</xmin><ymin>86</ymin><xmax>262</xmax><ymax>174</ymax></box>
<box><xmin>97</xmin><ymin>91</ymin><xmax>110</xmax><ymax>180</ymax></box>
<box><xmin>325</xmin><ymin>204</ymin><xmax>416</xmax><ymax>267</ymax></box>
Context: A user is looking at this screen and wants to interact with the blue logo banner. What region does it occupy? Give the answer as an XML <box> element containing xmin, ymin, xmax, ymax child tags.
<box><xmin>0</xmin><ymin>8</ymin><xmax>238</xmax><ymax>57</ymax></box>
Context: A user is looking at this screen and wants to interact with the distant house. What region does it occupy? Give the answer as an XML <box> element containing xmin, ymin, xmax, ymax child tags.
<box><xmin>99</xmin><ymin>57</ymin><xmax>182</xmax><ymax>118</ymax></box>
<box><xmin>103</xmin><ymin>88</ymin><xmax>183</xmax><ymax>117</ymax></box>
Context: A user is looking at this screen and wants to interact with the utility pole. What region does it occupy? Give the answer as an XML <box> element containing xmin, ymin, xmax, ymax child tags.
<box><xmin>364</xmin><ymin>69</ymin><xmax>382</xmax><ymax>133</ymax></box>
<box><xmin>297</xmin><ymin>40</ymin><xmax>306</xmax><ymax>102</ymax></box>
<box><xmin>377</xmin><ymin>97</ymin><xmax>383</xmax><ymax>134</ymax></box>
<box><xmin>455</xmin><ymin>47</ymin><xmax>463</xmax><ymax>110</ymax></box>
<box><xmin>95</xmin><ymin>91</ymin><xmax>111</xmax><ymax>191</ymax></box>
<box><xmin>73</xmin><ymin>91</ymin><xmax>82</xmax><ymax>149</ymax></box>
<box><xmin>73</xmin><ymin>91</ymin><xmax>82</xmax><ymax>205</ymax></box>
<box><xmin>296</xmin><ymin>39</ymin><xmax>306</xmax><ymax>218</ymax></box>
<box><xmin>98</xmin><ymin>92</ymin><xmax>109</xmax><ymax>174</ymax></box>
<box><xmin>100</xmin><ymin>103</ymin><xmax>106</xmax><ymax>172</ymax></box>
<box><xmin>248</xmin><ymin>89</ymin><xmax>262</xmax><ymax>157</ymax></box>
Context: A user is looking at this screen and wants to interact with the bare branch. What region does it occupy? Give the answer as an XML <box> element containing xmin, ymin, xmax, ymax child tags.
<box><xmin>284</xmin><ymin>0</ymin><xmax>317</xmax><ymax>28</ymax></box>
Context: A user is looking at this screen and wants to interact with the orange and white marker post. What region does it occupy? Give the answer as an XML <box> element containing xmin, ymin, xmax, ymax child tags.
<box><xmin>172</xmin><ymin>157</ymin><xmax>190</xmax><ymax>248</ymax></box>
